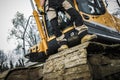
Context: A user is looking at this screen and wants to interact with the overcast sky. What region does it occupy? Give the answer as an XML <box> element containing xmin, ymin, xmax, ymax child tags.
<box><xmin>0</xmin><ymin>0</ymin><xmax>32</xmax><ymax>51</ymax></box>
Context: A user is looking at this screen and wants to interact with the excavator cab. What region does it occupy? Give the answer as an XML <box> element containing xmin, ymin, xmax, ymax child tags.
<box><xmin>26</xmin><ymin>0</ymin><xmax>120</xmax><ymax>62</ymax></box>
<box><xmin>74</xmin><ymin>0</ymin><xmax>120</xmax><ymax>43</ymax></box>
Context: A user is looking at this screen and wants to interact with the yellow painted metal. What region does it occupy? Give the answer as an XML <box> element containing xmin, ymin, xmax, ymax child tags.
<box><xmin>34</xmin><ymin>0</ymin><xmax>50</xmax><ymax>39</ymax></box>
<box><xmin>62</xmin><ymin>26</ymin><xmax>74</xmax><ymax>33</ymax></box>
<box><xmin>34</xmin><ymin>0</ymin><xmax>44</xmax><ymax>12</ymax></box>
<box><xmin>33</xmin><ymin>10</ymin><xmax>48</xmax><ymax>54</ymax></box>
<box><xmin>73</xmin><ymin>0</ymin><xmax>79</xmax><ymax>11</ymax></box>
<box><xmin>73</xmin><ymin>0</ymin><xmax>120</xmax><ymax>32</ymax></box>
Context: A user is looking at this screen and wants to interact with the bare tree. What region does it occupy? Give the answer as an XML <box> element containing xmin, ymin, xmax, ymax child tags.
<box><xmin>116</xmin><ymin>0</ymin><xmax>120</xmax><ymax>7</ymax></box>
<box><xmin>8</xmin><ymin>12</ymin><xmax>40</xmax><ymax>55</ymax></box>
<box><xmin>9</xmin><ymin>60</ymin><xmax>13</xmax><ymax>69</ymax></box>
<box><xmin>7</xmin><ymin>12</ymin><xmax>40</xmax><ymax>67</ymax></box>
<box><xmin>0</xmin><ymin>50</ymin><xmax>7</xmax><ymax>72</ymax></box>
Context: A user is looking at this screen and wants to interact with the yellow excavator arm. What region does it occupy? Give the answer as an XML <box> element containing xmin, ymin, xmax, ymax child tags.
<box><xmin>34</xmin><ymin>0</ymin><xmax>44</xmax><ymax>12</ymax></box>
<box><xmin>30</xmin><ymin>0</ymin><xmax>48</xmax><ymax>54</ymax></box>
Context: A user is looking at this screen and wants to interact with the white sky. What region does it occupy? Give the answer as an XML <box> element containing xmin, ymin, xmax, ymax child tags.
<box><xmin>0</xmin><ymin>0</ymin><xmax>32</xmax><ymax>51</ymax></box>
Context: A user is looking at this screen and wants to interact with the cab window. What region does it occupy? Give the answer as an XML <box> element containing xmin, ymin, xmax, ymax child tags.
<box><xmin>76</xmin><ymin>0</ymin><xmax>106</xmax><ymax>15</ymax></box>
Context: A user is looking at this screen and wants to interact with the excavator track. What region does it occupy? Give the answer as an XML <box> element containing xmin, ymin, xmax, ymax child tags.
<box><xmin>0</xmin><ymin>42</ymin><xmax>120</xmax><ymax>80</ymax></box>
<box><xmin>43</xmin><ymin>42</ymin><xmax>92</xmax><ymax>80</ymax></box>
<box><xmin>98</xmin><ymin>72</ymin><xmax>120</xmax><ymax>80</ymax></box>
<box><xmin>43</xmin><ymin>42</ymin><xmax>120</xmax><ymax>80</ymax></box>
